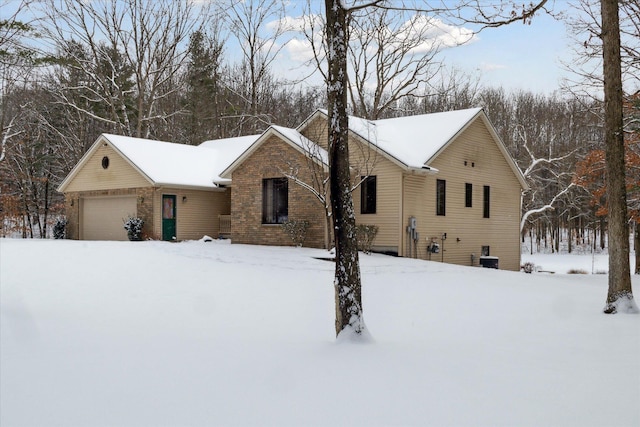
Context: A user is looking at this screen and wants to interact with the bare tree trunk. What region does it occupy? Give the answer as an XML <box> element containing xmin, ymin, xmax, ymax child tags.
<box><xmin>324</xmin><ymin>207</ymin><xmax>333</xmax><ymax>250</ymax></box>
<box><xmin>601</xmin><ymin>0</ymin><xmax>637</xmax><ymax>313</ymax></box>
<box><xmin>568</xmin><ymin>212</ymin><xmax>573</xmax><ymax>254</ymax></box>
<box><xmin>553</xmin><ymin>214</ymin><xmax>561</xmax><ymax>253</ymax></box>
<box><xmin>43</xmin><ymin>176</ymin><xmax>50</xmax><ymax>238</ymax></box>
<box><xmin>634</xmin><ymin>222</ymin><xmax>640</xmax><ymax>274</ymax></box>
<box><xmin>325</xmin><ymin>0</ymin><xmax>366</xmax><ymax>338</ymax></box>
<box><xmin>22</xmin><ymin>196</ymin><xmax>32</xmax><ymax>238</ymax></box>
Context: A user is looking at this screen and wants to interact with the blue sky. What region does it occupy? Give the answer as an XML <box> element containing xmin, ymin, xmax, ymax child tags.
<box><xmin>444</xmin><ymin>12</ymin><xmax>573</xmax><ymax>94</ymax></box>
<box><xmin>269</xmin><ymin>1</ymin><xmax>576</xmax><ymax>95</ymax></box>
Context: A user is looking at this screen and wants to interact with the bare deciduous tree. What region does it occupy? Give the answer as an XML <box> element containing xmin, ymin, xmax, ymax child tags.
<box><xmin>280</xmin><ymin>132</ymin><xmax>332</xmax><ymax>249</ymax></box>
<box><xmin>600</xmin><ymin>0</ymin><xmax>637</xmax><ymax>313</ymax></box>
<box><xmin>346</xmin><ymin>8</ymin><xmax>452</xmax><ymax>119</ymax></box>
<box><xmin>0</xmin><ymin>88</ymin><xmax>67</xmax><ymax>238</ymax></box>
<box><xmin>281</xmin><ymin>112</ymin><xmax>379</xmax><ymax>251</ymax></box>
<box><xmin>564</xmin><ymin>0</ymin><xmax>638</xmax><ymax>311</ymax></box>
<box><xmin>302</xmin><ymin>2</ymin><xmax>474</xmax><ymax>120</ymax></box>
<box><xmin>325</xmin><ymin>0</ymin><xmax>368</xmax><ymax>339</ymax></box>
<box><xmin>40</xmin><ymin>0</ymin><xmax>206</xmax><ymax>139</ymax></box>
<box><xmin>224</xmin><ymin>0</ymin><xmax>290</xmax><ymax>133</ymax></box>
<box><xmin>324</xmin><ymin>0</ymin><xmax>558</xmax><ymax>339</ymax></box>
<box><xmin>1</xmin><ymin>0</ymin><xmax>35</xmax><ymax>163</ymax></box>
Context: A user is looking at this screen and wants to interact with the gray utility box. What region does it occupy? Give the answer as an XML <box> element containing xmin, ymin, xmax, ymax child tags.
<box><xmin>479</xmin><ymin>256</ymin><xmax>499</xmax><ymax>269</ymax></box>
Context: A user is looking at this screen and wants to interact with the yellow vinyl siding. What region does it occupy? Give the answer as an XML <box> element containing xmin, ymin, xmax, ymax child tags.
<box><xmin>402</xmin><ymin>118</ymin><xmax>522</xmax><ymax>271</ymax></box>
<box><xmin>301</xmin><ymin>114</ymin><xmax>406</xmax><ymax>253</ymax></box>
<box><xmin>294</xmin><ymin>111</ymin><xmax>523</xmax><ymax>269</ymax></box>
<box><xmin>401</xmin><ymin>174</ymin><xmax>430</xmax><ymax>259</ymax></box>
<box><xmin>353</xmin><ymin>154</ymin><xmax>402</xmax><ymax>253</ymax></box>
<box><xmin>64</xmin><ymin>143</ymin><xmax>149</xmax><ymax>192</ymax></box>
<box><xmin>152</xmin><ymin>188</ymin><xmax>230</xmax><ymax>241</ymax></box>
<box><xmin>300</xmin><ymin>116</ymin><xmax>329</xmax><ymax>151</ymax></box>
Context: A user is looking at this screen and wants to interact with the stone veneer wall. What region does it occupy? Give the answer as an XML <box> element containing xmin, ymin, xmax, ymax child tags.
<box><xmin>64</xmin><ymin>193</ymin><xmax>80</xmax><ymax>240</ymax></box>
<box><xmin>63</xmin><ymin>187</ymin><xmax>154</xmax><ymax>240</ymax></box>
<box><xmin>230</xmin><ymin>136</ymin><xmax>327</xmax><ymax>248</ymax></box>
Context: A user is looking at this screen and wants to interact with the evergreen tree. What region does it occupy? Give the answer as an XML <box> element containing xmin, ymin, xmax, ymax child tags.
<box><xmin>184</xmin><ymin>30</ymin><xmax>225</xmax><ymax>144</ymax></box>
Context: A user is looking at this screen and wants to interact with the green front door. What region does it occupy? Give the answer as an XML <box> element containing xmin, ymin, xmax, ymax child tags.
<box><xmin>162</xmin><ymin>195</ymin><xmax>176</xmax><ymax>241</ymax></box>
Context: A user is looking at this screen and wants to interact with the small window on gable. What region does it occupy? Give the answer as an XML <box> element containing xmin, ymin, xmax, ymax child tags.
<box><xmin>361</xmin><ymin>176</ymin><xmax>376</xmax><ymax>214</ymax></box>
<box><xmin>465</xmin><ymin>183</ymin><xmax>472</xmax><ymax>208</ymax></box>
<box><xmin>101</xmin><ymin>156</ymin><xmax>110</xmax><ymax>169</ymax></box>
<box><xmin>262</xmin><ymin>178</ymin><xmax>288</xmax><ymax>224</ymax></box>
<box><xmin>436</xmin><ymin>179</ymin><xmax>446</xmax><ymax>216</ymax></box>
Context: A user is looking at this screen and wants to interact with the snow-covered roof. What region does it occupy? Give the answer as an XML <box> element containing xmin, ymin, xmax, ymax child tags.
<box><xmin>59</xmin><ymin>107</ymin><xmax>527</xmax><ymax>193</ymax></box>
<box><xmin>58</xmin><ymin>133</ymin><xmax>258</xmax><ymax>192</ymax></box>
<box><xmin>199</xmin><ymin>134</ymin><xmax>260</xmax><ymax>184</ymax></box>
<box><xmin>307</xmin><ymin>108</ymin><xmax>527</xmax><ymax>189</ymax></box>
<box><xmin>315</xmin><ymin>108</ymin><xmax>482</xmax><ymax>170</ymax></box>
<box><xmin>350</xmin><ymin>108</ymin><xmax>482</xmax><ymax>168</ymax></box>
<box><xmin>108</xmin><ymin>134</ymin><xmax>259</xmax><ymax>188</ymax></box>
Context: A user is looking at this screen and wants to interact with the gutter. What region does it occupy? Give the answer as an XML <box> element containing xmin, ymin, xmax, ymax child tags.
<box><xmin>153</xmin><ymin>182</ymin><xmax>227</xmax><ymax>192</ymax></box>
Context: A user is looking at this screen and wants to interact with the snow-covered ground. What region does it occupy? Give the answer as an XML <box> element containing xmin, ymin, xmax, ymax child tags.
<box><xmin>1</xmin><ymin>238</ymin><xmax>638</xmax><ymax>427</ymax></box>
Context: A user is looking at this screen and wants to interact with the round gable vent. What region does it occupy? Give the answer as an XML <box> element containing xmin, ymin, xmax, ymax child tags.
<box><xmin>101</xmin><ymin>156</ymin><xmax>110</xmax><ymax>169</ymax></box>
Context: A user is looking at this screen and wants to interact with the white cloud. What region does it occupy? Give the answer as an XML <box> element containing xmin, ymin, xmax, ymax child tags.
<box><xmin>287</xmin><ymin>38</ymin><xmax>316</xmax><ymax>63</ymax></box>
<box><xmin>267</xmin><ymin>15</ymin><xmax>308</xmax><ymax>32</ymax></box>
<box><xmin>398</xmin><ymin>15</ymin><xmax>477</xmax><ymax>54</ymax></box>
<box><xmin>278</xmin><ymin>12</ymin><xmax>477</xmax><ymax>74</ymax></box>
<box><xmin>278</xmin><ymin>13</ymin><xmax>325</xmax><ymax>63</ymax></box>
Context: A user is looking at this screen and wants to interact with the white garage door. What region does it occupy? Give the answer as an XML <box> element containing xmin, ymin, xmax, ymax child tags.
<box><xmin>82</xmin><ymin>196</ymin><xmax>137</xmax><ymax>241</ymax></box>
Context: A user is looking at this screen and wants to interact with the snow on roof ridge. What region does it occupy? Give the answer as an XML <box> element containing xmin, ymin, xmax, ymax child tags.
<box><xmin>199</xmin><ymin>133</ymin><xmax>261</xmax><ymax>147</ymax></box>
<box><xmin>103</xmin><ymin>133</ymin><xmax>255</xmax><ymax>189</ymax></box>
<box><xmin>103</xmin><ymin>133</ymin><xmax>177</xmax><ymax>146</ymax></box>
<box><xmin>313</xmin><ymin>108</ymin><xmax>483</xmax><ymax>169</ymax></box>
<box><xmin>315</xmin><ymin>106</ymin><xmax>482</xmax><ymax>124</ymax></box>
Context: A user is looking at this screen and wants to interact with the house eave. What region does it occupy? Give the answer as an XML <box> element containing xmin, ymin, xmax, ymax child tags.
<box><xmin>219</xmin><ymin>126</ymin><xmax>328</xmax><ymax>180</ymax></box>
<box><xmin>153</xmin><ymin>182</ymin><xmax>227</xmax><ymax>192</ymax></box>
<box><xmin>406</xmin><ymin>166</ymin><xmax>439</xmax><ymax>175</ymax></box>
<box><xmin>57</xmin><ymin>134</ymin><xmax>156</xmax><ymax>193</ymax></box>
